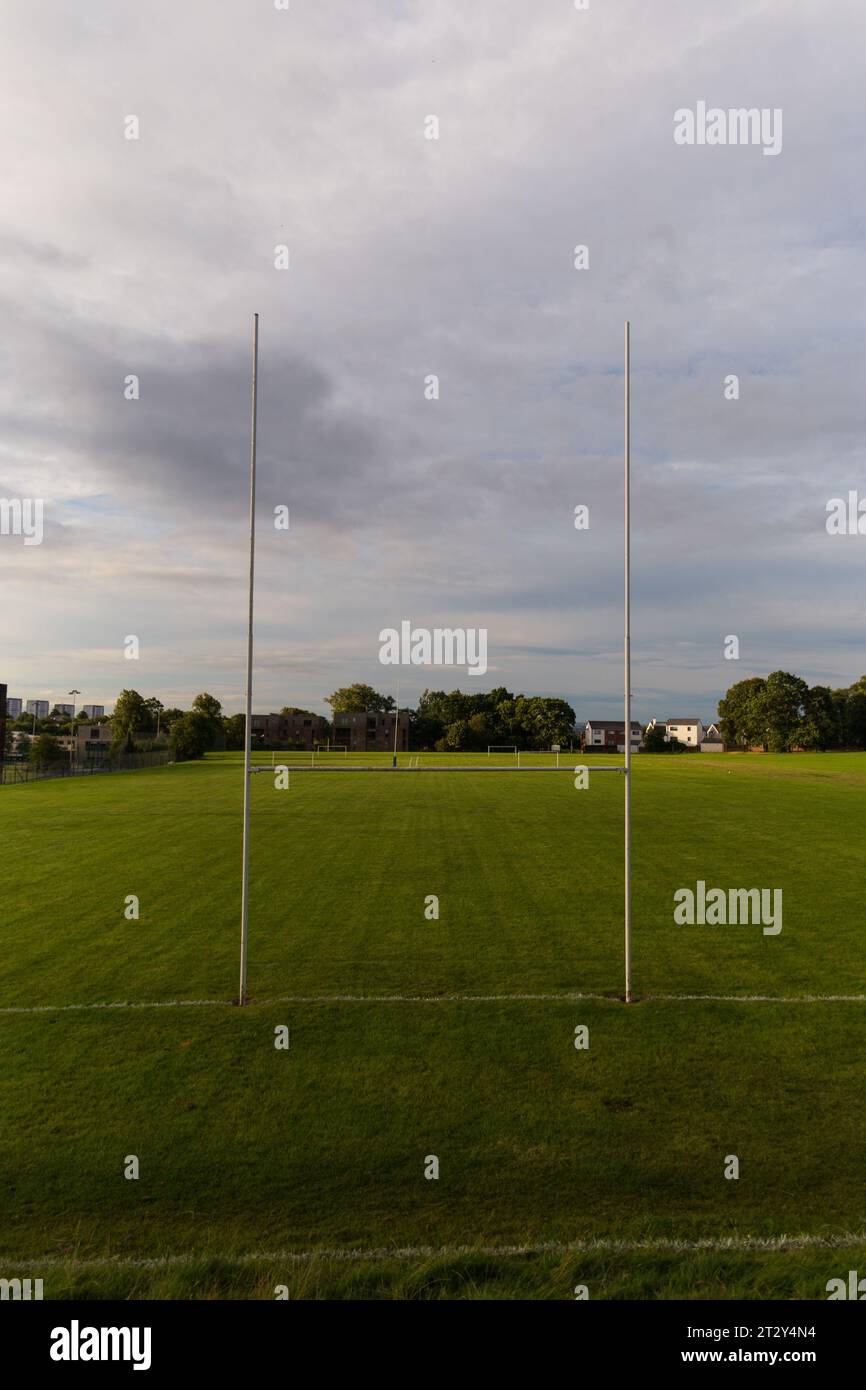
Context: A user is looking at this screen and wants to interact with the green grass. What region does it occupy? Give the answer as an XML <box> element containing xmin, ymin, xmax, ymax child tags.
<box><xmin>1</xmin><ymin>751</ymin><xmax>865</xmax><ymax>1298</ymax></box>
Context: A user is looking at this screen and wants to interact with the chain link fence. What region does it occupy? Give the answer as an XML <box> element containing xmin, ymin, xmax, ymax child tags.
<box><xmin>1</xmin><ymin>749</ymin><xmax>172</xmax><ymax>785</ymax></box>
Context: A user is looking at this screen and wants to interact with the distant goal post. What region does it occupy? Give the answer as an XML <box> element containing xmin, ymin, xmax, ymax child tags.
<box><xmin>314</xmin><ymin>744</ymin><xmax>348</xmax><ymax>755</ymax></box>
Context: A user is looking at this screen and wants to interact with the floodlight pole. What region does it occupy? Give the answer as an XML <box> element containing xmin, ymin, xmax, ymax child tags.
<box><xmin>624</xmin><ymin>321</ymin><xmax>632</xmax><ymax>1003</ymax></box>
<box><xmin>239</xmin><ymin>312</ymin><xmax>259</xmax><ymax>1006</ymax></box>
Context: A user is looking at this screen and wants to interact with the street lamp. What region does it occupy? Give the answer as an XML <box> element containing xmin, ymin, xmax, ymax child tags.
<box><xmin>68</xmin><ymin>689</ymin><xmax>81</xmax><ymax>770</ymax></box>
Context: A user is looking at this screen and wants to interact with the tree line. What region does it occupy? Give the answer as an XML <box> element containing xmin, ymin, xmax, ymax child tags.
<box><xmin>718</xmin><ymin>672</ymin><xmax>866</xmax><ymax>752</ymax></box>
<box><xmin>325</xmin><ymin>683</ymin><xmax>577</xmax><ymax>751</ymax></box>
<box><xmin>8</xmin><ymin>683</ymin><xmax>579</xmax><ymax>764</ymax></box>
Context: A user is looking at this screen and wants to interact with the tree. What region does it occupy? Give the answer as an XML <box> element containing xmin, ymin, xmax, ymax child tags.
<box><xmin>844</xmin><ymin>688</ymin><xmax>866</xmax><ymax>748</ymax></box>
<box><xmin>513</xmin><ymin>696</ymin><xmax>576</xmax><ymax>749</ymax></box>
<box><xmin>642</xmin><ymin>723</ymin><xmax>668</xmax><ymax>752</ymax></box>
<box><xmin>325</xmin><ymin>684</ymin><xmax>394</xmax><ymax>714</ymax></box>
<box><xmin>144</xmin><ymin>697</ymin><xmax>165</xmax><ymax>734</ymax></box>
<box><xmin>110</xmin><ymin>728</ymin><xmax>136</xmax><ymax>758</ymax></box>
<box><xmin>762</xmin><ymin>670</ymin><xmax>808</xmax><ymax>751</ymax></box>
<box><xmin>113</xmin><ymin>689</ymin><xmax>150</xmax><ymax>736</ymax></box>
<box><xmin>223</xmin><ymin>713</ymin><xmax>246</xmax><ymax>751</ymax></box>
<box><xmin>800</xmin><ymin>685</ymin><xmax>839</xmax><ymax>751</ymax></box>
<box><xmin>191</xmin><ymin>693</ymin><xmax>224</xmax><ymax>750</ymax></box>
<box><xmin>170</xmin><ymin>711</ymin><xmax>211</xmax><ymax>762</ymax></box>
<box><xmin>718</xmin><ymin>677</ymin><xmax>768</xmax><ymax>750</ymax></box>
<box><xmin>192</xmin><ymin>692</ymin><xmax>222</xmax><ymax>722</ymax></box>
<box><xmin>29</xmin><ymin>734</ymin><xmax>65</xmax><ymax>767</ymax></box>
<box><xmin>438</xmin><ymin>719</ymin><xmax>469</xmax><ymax>751</ymax></box>
<box><xmin>466</xmin><ymin>712</ymin><xmax>493</xmax><ymax>750</ymax></box>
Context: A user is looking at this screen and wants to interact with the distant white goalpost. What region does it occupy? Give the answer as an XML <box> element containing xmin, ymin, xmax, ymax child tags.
<box><xmin>314</xmin><ymin>744</ymin><xmax>348</xmax><ymax>755</ymax></box>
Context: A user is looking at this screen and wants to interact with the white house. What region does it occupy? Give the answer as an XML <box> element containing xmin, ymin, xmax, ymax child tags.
<box><xmin>665</xmin><ymin>718</ymin><xmax>703</xmax><ymax>747</ymax></box>
<box><xmin>648</xmin><ymin>717</ymin><xmax>704</xmax><ymax>747</ymax></box>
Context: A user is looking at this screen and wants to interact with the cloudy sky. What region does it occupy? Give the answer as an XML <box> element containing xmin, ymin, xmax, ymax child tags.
<box><xmin>1</xmin><ymin>0</ymin><xmax>864</xmax><ymax>722</ymax></box>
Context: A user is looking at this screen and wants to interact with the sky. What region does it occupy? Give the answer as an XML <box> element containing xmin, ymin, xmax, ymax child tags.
<box><xmin>1</xmin><ymin>0</ymin><xmax>864</xmax><ymax>723</ymax></box>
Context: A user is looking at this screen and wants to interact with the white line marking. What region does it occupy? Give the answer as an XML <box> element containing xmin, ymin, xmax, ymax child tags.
<box><xmin>5</xmin><ymin>1232</ymin><xmax>866</xmax><ymax>1271</ymax></box>
<box><xmin>651</xmin><ymin>993</ymin><xmax>866</xmax><ymax>1003</ymax></box>
<box><xmin>2</xmin><ymin>990</ymin><xmax>866</xmax><ymax>1015</ymax></box>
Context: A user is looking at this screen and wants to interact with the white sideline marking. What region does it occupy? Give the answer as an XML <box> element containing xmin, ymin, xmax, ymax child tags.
<box><xmin>652</xmin><ymin>993</ymin><xmax>866</xmax><ymax>1003</ymax></box>
<box><xmin>0</xmin><ymin>992</ymin><xmax>607</xmax><ymax>1015</ymax></box>
<box><xmin>2</xmin><ymin>990</ymin><xmax>866</xmax><ymax>1016</ymax></box>
<box><xmin>6</xmin><ymin>1231</ymin><xmax>866</xmax><ymax>1271</ymax></box>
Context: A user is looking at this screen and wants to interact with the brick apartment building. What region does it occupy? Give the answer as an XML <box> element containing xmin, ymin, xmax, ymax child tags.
<box><xmin>583</xmin><ymin>720</ymin><xmax>643</xmax><ymax>753</ymax></box>
<box><xmin>251</xmin><ymin>711</ymin><xmax>330</xmax><ymax>748</ymax></box>
<box><xmin>332</xmin><ymin>709</ymin><xmax>409</xmax><ymax>752</ymax></box>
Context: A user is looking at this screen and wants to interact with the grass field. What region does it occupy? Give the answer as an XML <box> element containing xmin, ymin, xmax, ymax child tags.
<box><xmin>1</xmin><ymin>750</ymin><xmax>865</xmax><ymax>1299</ymax></box>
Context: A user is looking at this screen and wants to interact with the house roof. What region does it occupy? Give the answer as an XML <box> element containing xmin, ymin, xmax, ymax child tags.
<box><xmin>666</xmin><ymin>718</ymin><xmax>702</xmax><ymax>724</ymax></box>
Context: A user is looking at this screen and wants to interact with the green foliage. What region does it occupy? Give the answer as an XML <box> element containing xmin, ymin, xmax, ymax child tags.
<box><xmin>718</xmin><ymin>676</ymin><xmax>768</xmax><ymax>750</ymax></box>
<box><xmin>28</xmin><ymin>733</ymin><xmax>66</xmax><ymax>767</ymax></box>
<box><xmin>170</xmin><ymin>711</ymin><xmax>211</xmax><ymax>761</ymax></box>
<box><xmin>110</xmin><ymin>728</ymin><xmax>136</xmax><ymax>758</ymax></box>
<box><xmin>642</xmin><ymin>724</ymin><xmax>667</xmax><ymax>752</ymax></box>
<box><xmin>720</xmin><ymin>671</ymin><xmax>866</xmax><ymax>751</ymax></box>
<box><xmin>191</xmin><ymin>693</ymin><xmax>224</xmax><ymax>750</ymax></box>
<box><xmin>416</xmin><ymin>687</ymin><xmax>575</xmax><ymax>751</ymax></box>
<box><xmin>222</xmin><ymin>713</ymin><xmax>247</xmax><ymax>751</ymax></box>
<box><xmin>325</xmin><ymin>684</ymin><xmax>394</xmax><ymax>714</ymax></box>
<box><xmin>112</xmin><ymin>689</ymin><xmax>150</xmax><ymax>736</ymax></box>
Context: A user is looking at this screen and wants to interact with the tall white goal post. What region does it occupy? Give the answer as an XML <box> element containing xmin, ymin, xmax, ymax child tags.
<box><xmin>239</xmin><ymin>313</ymin><xmax>259</xmax><ymax>1007</ymax></box>
<box><xmin>624</xmin><ymin>320</ymin><xmax>632</xmax><ymax>1004</ymax></box>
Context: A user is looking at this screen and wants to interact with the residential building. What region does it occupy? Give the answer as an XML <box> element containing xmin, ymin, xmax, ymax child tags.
<box><xmin>333</xmin><ymin>709</ymin><xmax>409</xmax><ymax>753</ymax></box>
<box><xmin>584</xmin><ymin>720</ymin><xmax>642</xmax><ymax>753</ymax></box>
<box><xmin>81</xmin><ymin>705</ymin><xmax>105</xmax><ymax>719</ymax></box>
<box><xmin>5</xmin><ymin>697</ymin><xmax>22</xmax><ymax>718</ymax></box>
<box><xmin>53</xmin><ymin>703</ymin><xmax>75</xmax><ymax>717</ymax></box>
<box><xmin>647</xmin><ymin>717</ymin><xmax>706</xmax><ymax>747</ymax></box>
<box><xmin>25</xmin><ymin>700</ymin><xmax>49</xmax><ymax>718</ymax></box>
<box><xmin>665</xmin><ymin>718</ymin><xmax>704</xmax><ymax>747</ymax></box>
<box><xmin>701</xmin><ymin>722</ymin><xmax>725</xmax><ymax>752</ymax></box>
<box><xmin>251</xmin><ymin>710</ymin><xmax>330</xmax><ymax>749</ymax></box>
